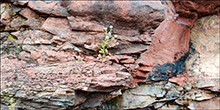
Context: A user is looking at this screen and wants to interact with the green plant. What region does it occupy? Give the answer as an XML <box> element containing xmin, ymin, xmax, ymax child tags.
<box><xmin>97</xmin><ymin>25</ymin><xmax>119</xmax><ymax>61</ymax></box>
<box><xmin>75</xmin><ymin>59</ymin><xmax>83</xmax><ymax>62</ymax></box>
<box><xmin>8</xmin><ymin>35</ymin><xmax>18</xmax><ymax>41</ymax></box>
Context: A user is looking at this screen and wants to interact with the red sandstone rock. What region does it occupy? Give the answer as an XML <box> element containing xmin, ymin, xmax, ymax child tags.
<box><xmin>172</xmin><ymin>0</ymin><xmax>220</xmax><ymax>18</ymax></box>
<box><xmin>170</xmin><ymin>14</ymin><xmax>220</xmax><ymax>92</ymax></box>
<box><xmin>111</xmin><ymin>55</ymin><xmax>135</xmax><ymax>64</ymax></box>
<box><xmin>30</xmin><ymin>50</ymin><xmax>41</xmax><ymax>60</ymax></box>
<box><xmin>69</xmin><ymin>18</ymin><xmax>105</xmax><ymax>32</ymax></box>
<box><xmin>28</xmin><ymin>1</ymin><xmax>70</xmax><ymax>17</ymax></box>
<box><xmin>1</xmin><ymin>1</ymin><xmax>220</xmax><ymax>109</ymax></box>
<box><xmin>112</xmin><ymin>42</ymin><xmax>149</xmax><ymax>55</ymax></box>
<box><xmin>19</xmin><ymin>7</ymin><xmax>39</xmax><ymax>19</ymax></box>
<box><xmin>132</xmin><ymin>0</ymin><xmax>220</xmax><ymax>83</ymax></box>
<box><xmin>28</xmin><ymin>1</ymin><xmax>55</xmax><ymax>15</ymax></box>
<box><xmin>51</xmin><ymin>3</ymin><xmax>70</xmax><ymax>17</ymax></box>
<box><xmin>18</xmin><ymin>51</ymin><xmax>31</xmax><ymax>61</ymax></box>
<box><xmin>22</xmin><ymin>18</ymin><xmax>42</xmax><ymax>30</ymax></box>
<box><xmin>41</xmin><ymin>17</ymin><xmax>71</xmax><ymax>38</ymax></box>
<box><xmin>65</xmin><ymin>1</ymin><xmax>165</xmax><ymax>37</ymax></box>
<box><xmin>132</xmin><ymin>1</ymin><xmax>195</xmax><ymax>82</ymax></box>
<box><xmin>12</xmin><ymin>0</ymin><xmax>29</xmax><ymax>6</ymax></box>
<box><xmin>1</xmin><ymin>61</ymin><xmax>133</xmax><ymax>92</ymax></box>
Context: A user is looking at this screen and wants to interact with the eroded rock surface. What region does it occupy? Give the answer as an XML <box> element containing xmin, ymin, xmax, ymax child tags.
<box><xmin>170</xmin><ymin>14</ymin><xmax>220</xmax><ymax>92</ymax></box>
<box><xmin>133</xmin><ymin>0</ymin><xmax>220</xmax><ymax>83</ymax></box>
<box><xmin>1</xmin><ymin>55</ymin><xmax>134</xmax><ymax>109</ymax></box>
<box><xmin>1</xmin><ymin>0</ymin><xmax>219</xmax><ymax>110</ymax></box>
<box><xmin>65</xmin><ymin>1</ymin><xmax>165</xmax><ymax>36</ymax></box>
<box><xmin>117</xmin><ymin>81</ymin><xmax>183</xmax><ymax>109</ymax></box>
<box><xmin>28</xmin><ymin>1</ymin><xmax>70</xmax><ymax>17</ymax></box>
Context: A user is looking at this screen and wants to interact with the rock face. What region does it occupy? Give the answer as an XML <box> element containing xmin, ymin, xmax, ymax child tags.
<box><xmin>186</xmin><ymin>15</ymin><xmax>220</xmax><ymax>92</ymax></box>
<box><xmin>132</xmin><ymin>0</ymin><xmax>220</xmax><ymax>82</ymax></box>
<box><xmin>28</xmin><ymin>1</ymin><xmax>70</xmax><ymax>17</ymax></box>
<box><xmin>0</xmin><ymin>0</ymin><xmax>219</xmax><ymax>110</ymax></box>
<box><xmin>1</xmin><ymin>57</ymin><xmax>133</xmax><ymax>109</ymax></box>
<box><xmin>132</xmin><ymin>1</ymin><xmax>192</xmax><ymax>82</ymax></box>
<box><xmin>170</xmin><ymin>14</ymin><xmax>220</xmax><ymax>92</ymax></box>
<box><xmin>117</xmin><ymin>81</ymin><xmax>183</xmax><ymax>109</ymax></box>
<box><xmin>65</xmin><ymin>1</ymin><xmax>165</xmax><ymax>36</ymax></box>
<box><xmin>116</xmin><ymin>81</ymin><xmax>217</xmax><ymax>109</ymax></box>
<box><xmin>1</xmin><ymin>1</ymin><xmax>164</xmax><ymax>109</ymax></box>
<box><xmin>172</xmin><ymin>0</ymin><xmax>220</xmax><ymax>18</ymax></box>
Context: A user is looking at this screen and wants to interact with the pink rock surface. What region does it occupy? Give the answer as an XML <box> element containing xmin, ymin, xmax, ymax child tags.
<box><xmin>28</xmin><ymin>1</ymin><xmax>70</xmax><ymax>17</ymax></box>
<box><xmin>1</xmin><ymin>61</ymin><xmax>133</xmax><ymax>92</ymax></box>
<box><xmin>41</xmin><ymin>17</ymin><xmax>71</xmax><ymax>37</ymax></box>
<box><xmin>65</xmin><ymin>1</ymin><xmax>165</xmax><ymax>37</ymax></box>
<box><xmin>132</xmin><ymin>1</ymin><xmax>193</xmax><ymax>82</ymax></box>
<box><xmin>19</xmin><ymin>7</ymin><xmax>39</xmax><ymax>19</ymax></box>
<box><xmin>1</xmin><ymin>0</ymin><xmax>219</xmax><ymax>109</ymax></box>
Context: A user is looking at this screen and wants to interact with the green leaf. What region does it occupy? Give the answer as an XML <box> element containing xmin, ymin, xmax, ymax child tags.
<box><xmin>8</xmin><ymin>35</ymin><xmax>18</xmax><ymax>41</ymax></box>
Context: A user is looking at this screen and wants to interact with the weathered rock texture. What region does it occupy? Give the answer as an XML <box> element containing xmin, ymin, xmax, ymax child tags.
<box><xmin>170</xmin><ymin>14</ymin><xmax>220</xmax><ymax>92</ymax></box>
<box><xmin>0</xmin><ymin>1</ymin><xmax>164</xmax><ymax>109</ymax></box>
<box><xmin>116</xmin><ymin>81</ymin><xmax>218</xmax><ymax>109</ymax></box>
<box><xmin>132</xmin><ymin>0</ymin><xmax>220</xmax><ymax>82</ymax></box>
<box><xmin>0</xmin><ymin>0</ymin><xmax>219</xmax><ymax>110</ymax></box>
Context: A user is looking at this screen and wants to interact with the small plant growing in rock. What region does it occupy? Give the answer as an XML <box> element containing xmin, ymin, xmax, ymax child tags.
<box><xmin>97</xmin><ymin>25</ymin><xmax>119</xmax><ymax>61</ymax></box>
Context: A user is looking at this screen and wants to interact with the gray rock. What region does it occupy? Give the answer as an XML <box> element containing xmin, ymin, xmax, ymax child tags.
<box><xmin>117</xmin><ymin>81</ymin><xmax>182</xmax><ymax>109</ymax></box>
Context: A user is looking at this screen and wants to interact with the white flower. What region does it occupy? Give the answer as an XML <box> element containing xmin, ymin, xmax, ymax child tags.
<box><xmin>104</xmin><ymin>28</ymin><xmax>107</xmax><ymax>32</ymax></box>
<box><xmin>114</xmin><ymin>35</ymin><xmax>118</xmax><ymax>38</ymax></box>
<box><xmin>105</xmin><ymin>36</ymin><xmax>109</xmax><ymax>39</ymax></box>
<box><xmin>116</xmin><ymin>42</ymin><xmax>119</xmax><ymax>45</ymax></box>
<box><xmin>109</xmin><ymin>25</ymin><xmax>113</xmax><ymax>29</ymax></box>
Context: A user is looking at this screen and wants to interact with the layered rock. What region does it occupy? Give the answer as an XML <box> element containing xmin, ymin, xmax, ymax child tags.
<box><xmin>65</xmin><ymin>1</ymin><xmax>165</xmax><ymax>36</ymax></box>
<box><xmin>115</xmin><ymin>81</ymin><xmax>217</xmax><ymax>109</ymax></box>
<box><xmin>1</xmin><ymin>1</ymin><xmax>165</xmax><ymax>109</ymax></box>
<box><xmin>1</xmin><ymin>0</ymin><xmax>219</xmax><ymax>109</ymax></box>
<box><xmin>133</xmin><ymin>0</ymin><xmax>220</xmax><ymax>82</ymax></box>
<box><xmin>28</xmin><ymin>1</ymin><xmax>70</xmax><ymax>17</ymax></box>
<box><xmin>1</xmin><ymin>55</ymin><xmax>134</xmax><ymax>109</ymax></box>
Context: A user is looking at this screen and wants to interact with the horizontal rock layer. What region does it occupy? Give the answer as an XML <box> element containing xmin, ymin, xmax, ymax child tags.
<box><xmin>0</xmin><ymin>0</ymin><xmax>219</xmax><ymax>109</ymax></box>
